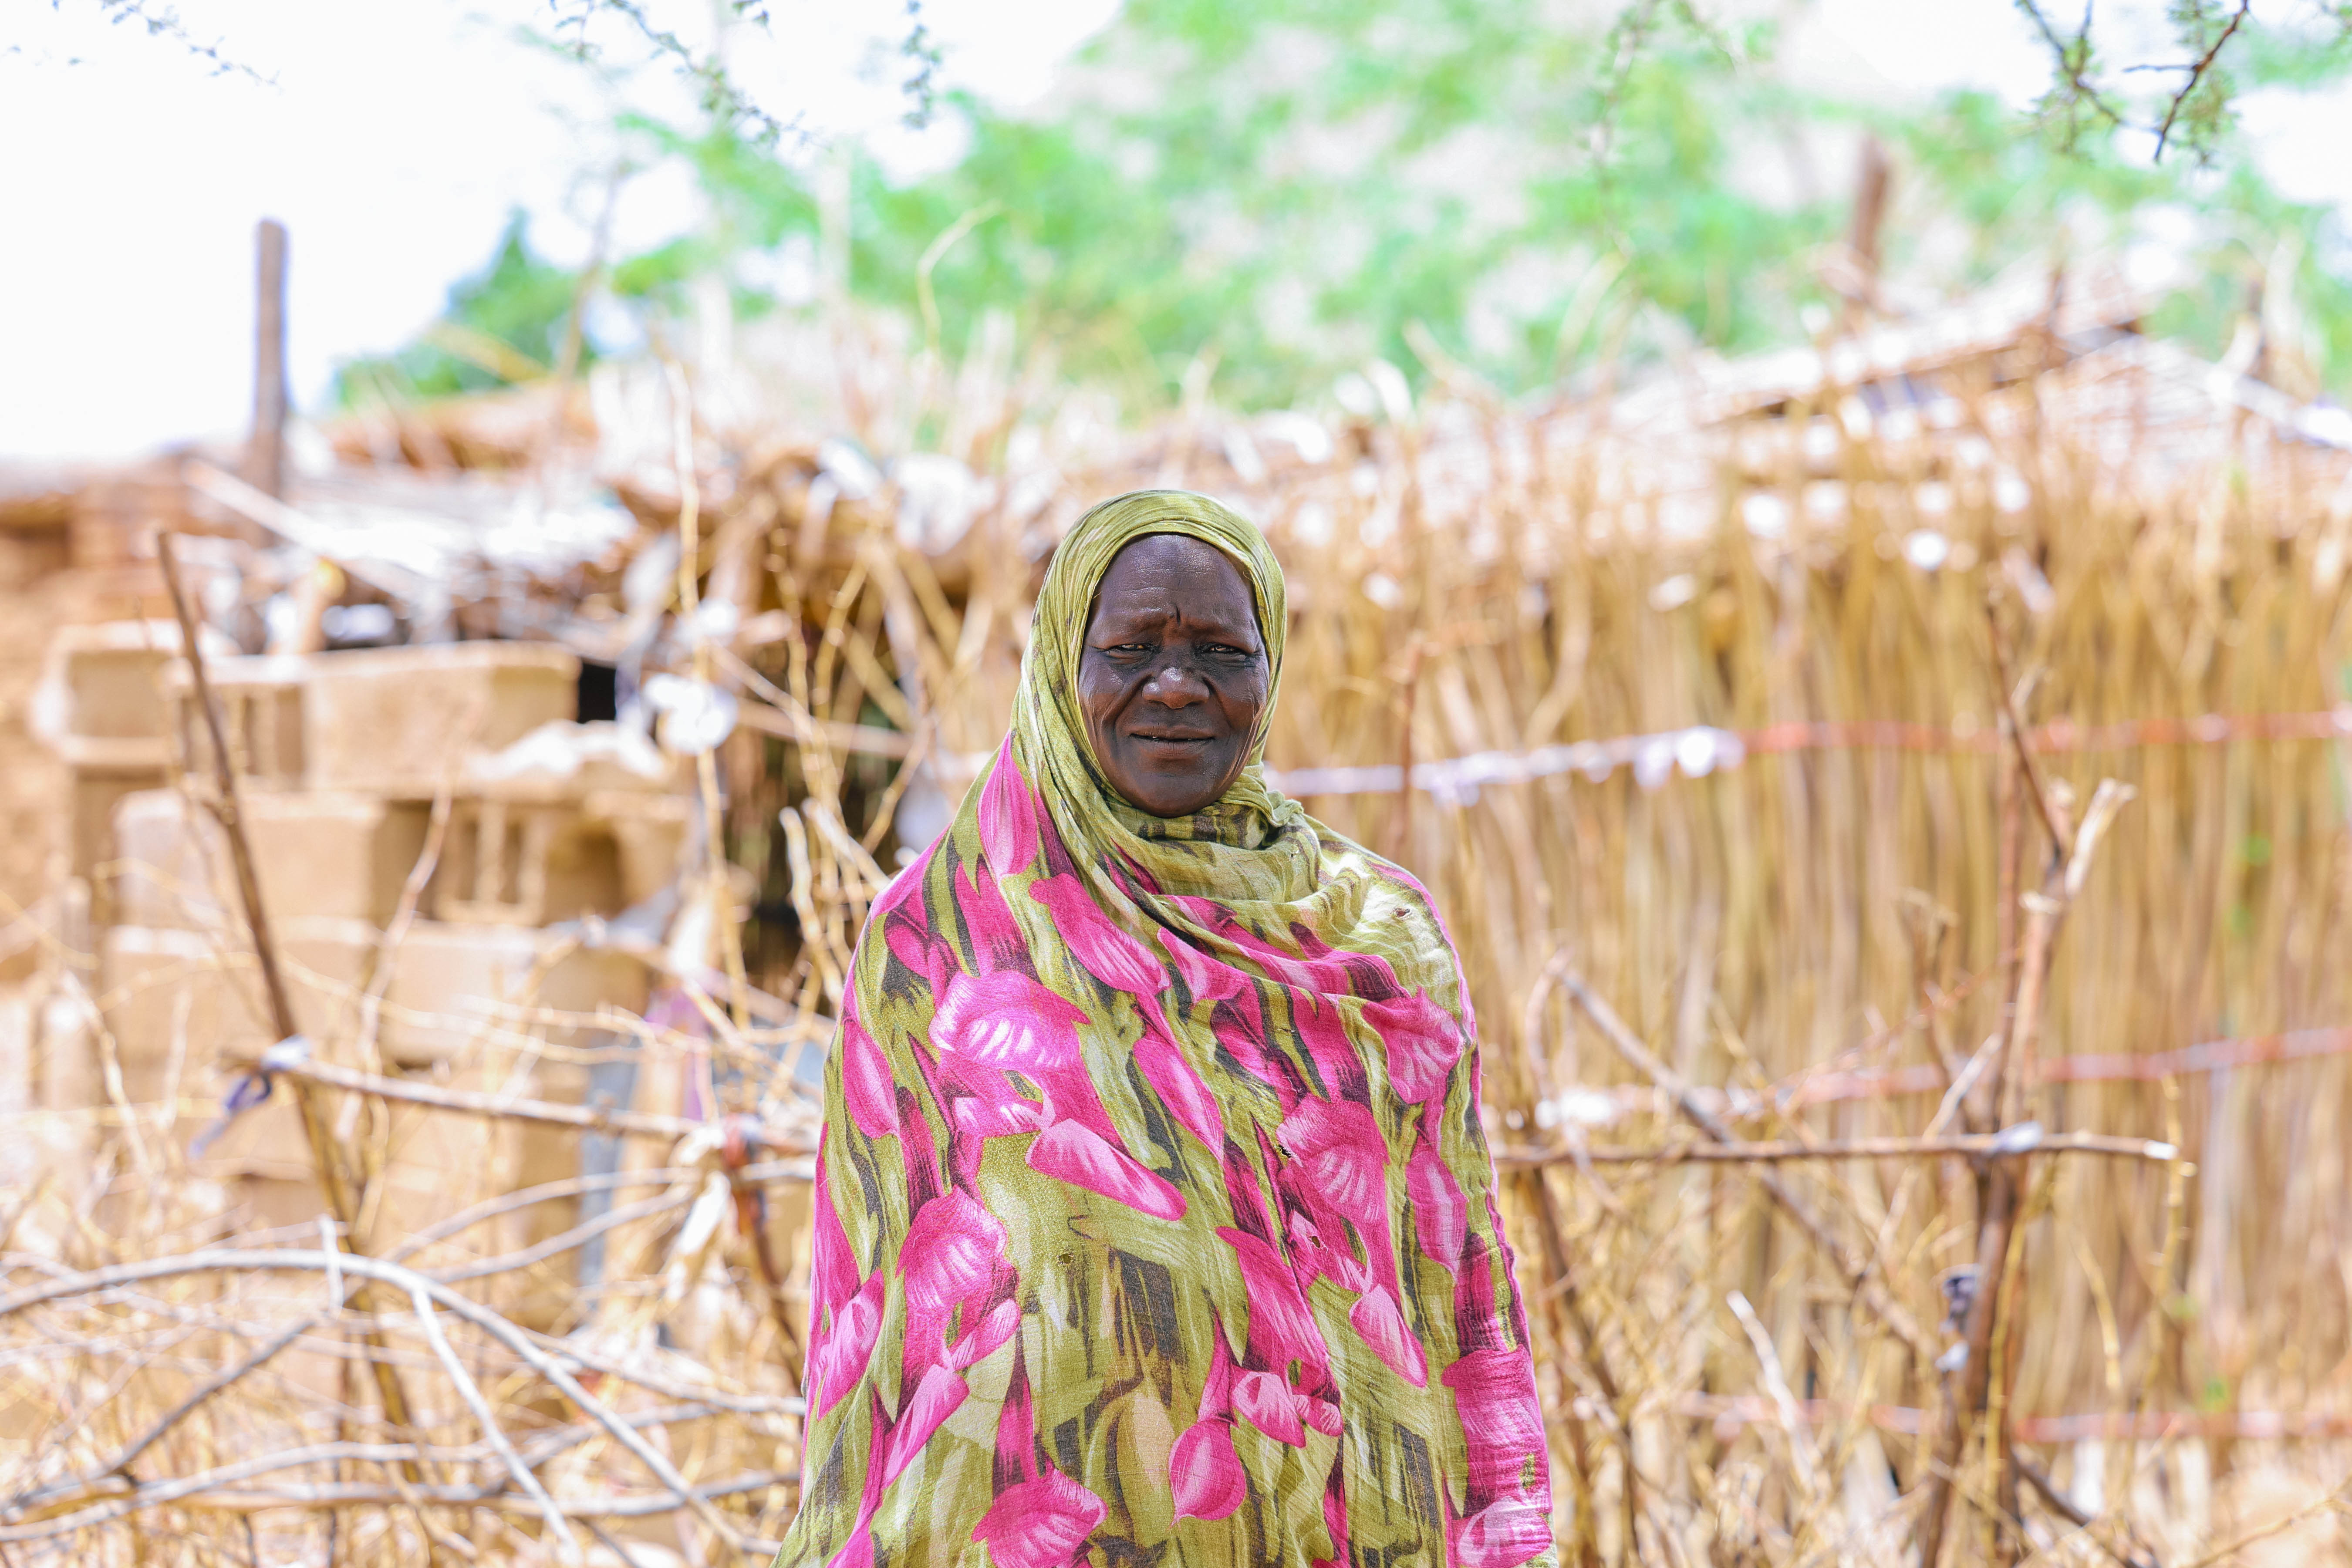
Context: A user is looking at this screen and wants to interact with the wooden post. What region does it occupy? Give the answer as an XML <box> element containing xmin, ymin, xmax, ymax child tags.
<box><xmin>1846</xmin><ymin>137</ymin><xmax>1891</xmax><ymax>281</ymax></box>
<box><xmin>1838</xmin><ymin>137</ymin><xmax>1891</xmax><ymax>332</ymax></box>
<box><xmin>155</xmin><ymin>536</ymin><xmax>302</xmax><ymax>1049</ymax></box>
<box><xmin>153</xmin><ymin>533</ymin><xmax>439</xmax><ymax>1495</ymax></box>
<box><xmin>244</xmin><ymin>219</ymin><xmax>289</xmax><ymax>501</ymax></box>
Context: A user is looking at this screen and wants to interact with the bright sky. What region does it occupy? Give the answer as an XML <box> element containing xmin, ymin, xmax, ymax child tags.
<box><xmin>2</xmin><ymin>0</ymin><xmax>2346</xmax><ymax>461</ymax></box>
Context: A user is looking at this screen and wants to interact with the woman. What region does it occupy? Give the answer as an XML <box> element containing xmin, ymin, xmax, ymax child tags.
<box><xmin>773</xmin><ymin>492</ymin><xmax>1553</xmax><ymax>1568</ymax></box>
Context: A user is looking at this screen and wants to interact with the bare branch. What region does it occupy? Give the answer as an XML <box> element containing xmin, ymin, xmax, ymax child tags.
<box><xmin>1558</xmin><ymin>971</ymin><xmax>1938</xmax><ymax>1360</ymax></box>
<box><xmin>0</xmin><ymin>1249</ymin><xmax>763</xmax><ymax>1548</ymax></box>
<box><xmin>1496</xmin><ymin>1129</ymin><xmax>2180</xmax><ymax>1167</ymax></box>
<box><xmin>537</xmin><ymin>0</ymin><xmax>810</xmax><ymax>147</ymax></box>
<box><xmin>53</xmin><ymin>0</ymin><xmax>274</xmax><ymax>85</ymax></box>
<box><xmin>404</xmin><ymin>1281</ymin><xmax>581</xmax><ymax>1563</ymax></box>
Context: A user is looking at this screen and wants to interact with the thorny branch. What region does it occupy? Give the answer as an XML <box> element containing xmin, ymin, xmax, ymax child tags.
<box><xmin>2013</xmin><ymin>0</ymin><xmax>2301</xmax><ymax>162</ymax></box>
<box><xmin>44</xmin><ymin>0</ymin><xmax>273</xmax><ymax>84</ymax></box>
<box><xmin>537</xmin><ymin>0</ymin><xmax>942</xmax><ymax>145</ymax></box>
<box><xmin>2150</xmin><ymin>0</ymin><xmax>2252</xmax><ymax>160</ymax></box>
<box><xmin>1557</xmin><ymin>972</ymin><xmax>1939</xmax><ymax>1361</ymax></box>
<box><xmin>2014</xmin><ymin>0</ymin><xmax>2129</xmax><ymax>140</ymax></box>
<box><xmin>542</xmin><ymin>0</ymin><xmax>797</xmax><ymax>145</ymax></box>
<box><xmin>1494</xmin><ymin>1129</ymin><xmax>2178</xmax><ymax>1167</ymax></box>
<box><xmin>1916</xmin><ymin>768</ymin><xmax>2138</xmax><ymax>1568</ymax></box>
<box><xmin>0</xmin><ymin>1249</ymin><xmax>755</xmax><ymax>1549</ymax></box>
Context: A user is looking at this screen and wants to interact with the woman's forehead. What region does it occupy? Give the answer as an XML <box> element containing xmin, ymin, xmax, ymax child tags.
<box><xmin>1099</xmin><ymin>533</ymin><xmax>1251</xmax><ymax>593</ymax></box>
<box><xmin>1088</xmin><ymin>533</ymin><xmax>1261</xmax><ymax>627</ymax></box>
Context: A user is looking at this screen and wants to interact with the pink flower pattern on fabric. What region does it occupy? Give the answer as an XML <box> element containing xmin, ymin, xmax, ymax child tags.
<box><xmin>1348</xmin><ymin>1285</ymin><xmax>1430</xmax><ymax>1388</ymax></box>
<box><xmin>837</xmin><ymin>1016</ymin><xmax>898</xmax><ymax>1140</ymax></box>
<box><xmin>1131</xmin><ymin>1010</ymin><xmax>1226</xmax><ymax>1152</ymax></box>
<box><xmin>1158</xmin><ymin>928</ymin><xmax>1250</xmax><ymax>1003</ymax></box>
<box><xmin>1029</xmin><ymin>873</ymin><xmax>1172</xmax><ymax>995</ymax></box>
<box><xmin>931</xmin><ymin>970</ymin><xmax>1088</xmax><ymax>1070</ymax></box>
<box><xmin>1363</xmin><ymin>991</ymin><xmax>1465</xmax><ymax>1105</ymax></box>
<box><xmin>1168</xmin><ymin>1416</ymin><xmax>1247</xmax><ymax>1521</ymax></box>
<box><xmin>1408</xmin><ymin>1130</ymin><xmax>1472</xmax><ymax>1273</ymax></box>
<box><xmin>901</xmin><ymin>1190</ymin><xmax>1009</xmax><ymax>1312</ymax></box>
<box><xmin>973</xmin><ymin>1471</ymin><xmax>1108</xmax><ymax>1568</ymax></box>
<box><xmin>1232</xmin><ymin>1369</ymin><xmax>1308</xmax><ymax>1445</ymax></box>
<box><xmin>1026</xmin><ymin>1118</ymin><xmax>1188</xmax><ymax>1219</ymax></box>
<box><xmin>979</xmin><ymin>739</ymin><xmax>1043</xmax><ymax>876</ymax></box>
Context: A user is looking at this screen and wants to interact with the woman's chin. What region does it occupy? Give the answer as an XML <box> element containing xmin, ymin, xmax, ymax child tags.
<box><xmin>1127</xmin><ymin>776</ymin><xmax>1228</xmax><ymax>817</ymax></box>
<box><xmin>1108</xmin><ymin>749</ymin><xmax>1241</xmax><ymax>817</ymax></box>
<box><xmin>1133</xmin><ymin>788</ymin><xmax>1215</xmax><ymax>817</ymax></box>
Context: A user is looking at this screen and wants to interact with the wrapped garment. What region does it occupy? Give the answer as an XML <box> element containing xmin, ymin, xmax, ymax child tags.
<box><xmin>771</xmin><ymin>490</ymin><xmax>1554</xmax><ymax>1568</ymax></box>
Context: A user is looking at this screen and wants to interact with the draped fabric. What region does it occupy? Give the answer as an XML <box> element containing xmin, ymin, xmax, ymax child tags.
<box><xmin>771</xmin><ymin>492</ymin><xmax>1555</xmax><ymax>1568</ymax></box>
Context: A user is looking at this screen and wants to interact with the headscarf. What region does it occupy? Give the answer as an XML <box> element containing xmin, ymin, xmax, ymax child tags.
<box><xmin>772</xmin><ymin>492</ymin><xmax>1554</xmax><ymax>1568</ymax></box>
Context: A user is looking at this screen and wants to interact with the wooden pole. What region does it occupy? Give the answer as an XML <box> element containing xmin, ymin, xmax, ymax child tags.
<box><xmin>152</xmin><ymin>533</ymin><xmax>442</xmax><ymax>1499</ymax></box>
<box><xmin>154</xmin><ymin>535</ymin><xmax>297</xmax><ymax>1045</ymax></box>
<box><xmin>244</xmin><ymin>219</ymin><xmax>289</xmax><ymax>501</ymax></box>
<box><xmin>1846</xmin><ymin>137</ymin><xmax>1891</xmax><ymax>281</ymax></box>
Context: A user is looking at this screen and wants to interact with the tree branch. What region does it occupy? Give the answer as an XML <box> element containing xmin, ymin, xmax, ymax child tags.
<box><xmin>2153</xmin><ymin>0</ymin><xmax>2253</xmax><ymax>161</ymax></box>
<box><xmin>0</xmin><ymin>1249</ymin><xmax>760</xmax><ymax>1548</ymax></box>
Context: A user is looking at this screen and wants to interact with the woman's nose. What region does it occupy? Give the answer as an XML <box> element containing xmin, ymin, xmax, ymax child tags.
<box><xmin>1147</xmin><ymin>660</ymin><xmax>1208</xmax><ymax>703</ymax></box>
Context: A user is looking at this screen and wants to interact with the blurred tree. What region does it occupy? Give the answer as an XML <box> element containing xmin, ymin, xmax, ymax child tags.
<box><xmin>337</xmin><ymin>212</ymin><xmax>579</xmax><ymax>402</ymax></box>
<box><xmin>334</xmin><ymin>0</ymin><xmax>2352</xmax><ymax>417</ymax></box>
<box><xmin>49</xmin><ymin>0</ymin><xmax>2339</xmax><ymax>165</ymax></box>
<box><xmin>847</xmin><ymin>0</ymin><xmax>1822</xmax><ymax>406</ymax></box>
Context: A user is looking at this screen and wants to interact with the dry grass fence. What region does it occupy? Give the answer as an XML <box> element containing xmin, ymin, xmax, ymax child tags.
<box><xmin>4</xmin><ymin>316</ymin><xmax>2352</xmax><ymax>1566</ymax></box>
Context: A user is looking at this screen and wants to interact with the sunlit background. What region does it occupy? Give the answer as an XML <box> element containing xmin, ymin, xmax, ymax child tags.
<box><xmin>9</xmin><ymin>10</ymin><xmax>2352</xmax><ymax>1563</ymax></box>
<box><xmin>3</xmin><ymin>1</ymin><xmax>2349</xmax><ymax>452</ymax></box>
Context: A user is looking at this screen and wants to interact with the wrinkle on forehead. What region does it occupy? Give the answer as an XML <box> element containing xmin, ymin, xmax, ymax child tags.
<box><xmin>1085</xmin><ymin>532</ymin><xmax>1264</xmax><ymax>642</ymax></box>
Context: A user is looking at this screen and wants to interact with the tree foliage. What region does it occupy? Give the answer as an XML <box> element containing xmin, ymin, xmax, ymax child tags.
<box><xmin>340</xmin><ymin>214</ymin><xmax>582</xmax><ymax>402</ymax></box>
<box><xmin>335</xmin><ymin>0</ymin><xmax>2352</xmax><ymax>416</ymax></box>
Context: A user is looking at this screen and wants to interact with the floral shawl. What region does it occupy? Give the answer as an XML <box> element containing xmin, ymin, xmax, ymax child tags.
<box><xmin>772</xmin><ymin>492</ymin><xmax>1554</xmax><ymax>1568</ymax></box>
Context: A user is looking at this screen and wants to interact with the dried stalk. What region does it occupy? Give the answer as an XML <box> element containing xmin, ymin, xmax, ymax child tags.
<box><xmin>1496</xmin><ymin>1130</ymin><xmax>2177</xmax><ymax>1167</ymax></box>
<box><xmin>0</xmin><ymin>1249</ymin><xmax>753</xmax><ymax>1549</ymax></box>
<box><xmin>224</xmin><ymin>1051</ymin><xmax>813</xmax><ymax>1152</ymax></box>
<box><xmin>1559</xmin><ymin>971</ymin><xmax>1937</xmax><ymax>1361</ymax></box>
<box><xmin>404</xmin><ymin>1281</ymin><xmax>581</xmax><ymax>1562</ymax></box>
<box><xmin>1917</xmin><ymin>777</ymin><xmax>2136</xmax><ymax>1568</ymax></box>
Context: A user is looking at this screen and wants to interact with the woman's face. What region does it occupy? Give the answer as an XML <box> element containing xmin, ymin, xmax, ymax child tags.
<box><xmin>1080</xmin><ymin>533</ymin><xmax>1269</xmax><ymax>817</ymax></box>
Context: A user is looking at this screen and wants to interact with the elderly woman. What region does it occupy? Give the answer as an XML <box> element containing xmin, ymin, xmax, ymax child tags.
<box><xmin>773</xmin><ymin>492</ymin><xmax>1552</xmax><ymax>1568</ymax></box>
